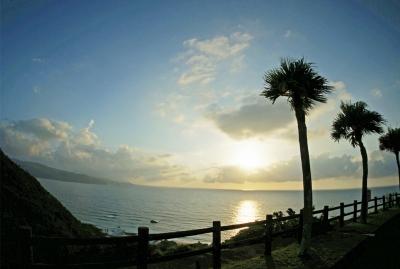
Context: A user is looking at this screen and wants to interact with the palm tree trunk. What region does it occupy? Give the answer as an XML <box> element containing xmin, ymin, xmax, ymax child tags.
<box><xmin>395</xmin><ymin>151</ymin><xmax>400</xmax><ymax>191</ymax></box>
<box><xmin>358</xmin><ymin>140</ymin><xmax>368</xmax><ymax>224</ymax></box>
<box><xmin>294</xmin><ymin>108</ymin><xmax>313</xmax><ymax>256</ymax></box>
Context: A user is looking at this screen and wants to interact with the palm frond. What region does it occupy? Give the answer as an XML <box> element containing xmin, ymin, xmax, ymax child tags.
<box><xmin>331</xmin><ymin>101</ymin><xmax>386</xmax><ymax>147</ymax></box>
<box><xmin>379</xmin><ymin>127</ymin><xmax>400</xmax><ymax>153</ymax></box>
<box><xmin>262</xmin><ymin>58</ymin><xmax>333</xmax><ymax>113</ymax></box>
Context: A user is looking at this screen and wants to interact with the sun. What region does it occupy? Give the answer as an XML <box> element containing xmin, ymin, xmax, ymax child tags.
<box><xmin>231</xmin><ymin>140</ymin><xmax>265</xmax><ymax>171</ymax></box>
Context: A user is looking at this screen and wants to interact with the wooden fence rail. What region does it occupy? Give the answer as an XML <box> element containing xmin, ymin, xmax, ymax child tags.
<box><xmin>18</xmin><ymin>192</ymin><xmax>399</xmax><ymax>269</ymax></box>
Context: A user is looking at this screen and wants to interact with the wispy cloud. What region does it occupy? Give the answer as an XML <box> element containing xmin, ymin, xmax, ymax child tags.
<box><xmin>330</xmin><ymin>81</ymin><xmax>346</xmax><ymax>91</ymax></box>
<box><xmin>284</xmin><ymin>29</ymin><xmax>292</xmax><ymax>38</ymax></box>
<box><xmin>282</xmin><ymin>29</ymin><xmax>306</xmax><ymax>41</ymax></box>
<box><xmin>155</xmin><ymin>93</ymin><xmax>185</xmax><ymax>118</ymax></box>
<box><xmin>177</xmin><ymin>32</ymin><xmax>253</xmax><ymax>85</ymax></box>
<box><xmin>32</xmin><ymin>57</ymin><xmax>45</xmax><ymax>63</ymax></box>
<box><xmin>33</xmin><ymin>86</ymin><xmax>42</xmax><ymax>94</ymax></box>
<box><xmin>370</xmin><ymin>88</ymin><xmax>382</xmax><ymax>98</ymax></box>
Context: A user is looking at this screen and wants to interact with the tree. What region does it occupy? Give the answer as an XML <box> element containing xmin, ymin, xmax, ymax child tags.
<box><xmin>331</xmin><ymin>101</ymin><xmax>385</xmax><ymax>223</ymax></box>
<box><xmin>379</xmin><ymin>128</ymin><xmax>400</xmax><ymax>190</ymax></box>
<box><xmin>262</xmin><ymin>58</ymin><xmax>333</xmax><ymax>256</ymax></box>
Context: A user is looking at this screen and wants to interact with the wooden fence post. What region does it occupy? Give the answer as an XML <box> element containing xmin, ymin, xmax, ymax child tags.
<box><xmin>323</xmin><ymin>206</ymin><xmax>329</xmax><ymax>230</ymax></box>
<box><xmin>339</xmin><ymin>203</ymin><xmax>344</xmax><ymax>227</ymax></box>
<box><xmin>19</xmin><ymin>226</ymin><xmax>33</xmax><ymax>268</ymax></box>
<box><xmin>374</xmin><ymin>197</ymin><xmax>378</xmax><ymax>213</ymax></box>
<box><xmin>297</xmin><ymin>209</ymin><xmax>303</xmax><ymax>244</ymax></box>
<box><xmin>383</xmin><ymin>196</ymin><xmax>386</xmax><ymax>211</ymax></box>
<box><xmin>212</xmin><ymin>221</ymin><xmax>221</xmax><ymax>269</ymax></box>
<box><xmin>353</xmin><ymin>200</ymin><xmax>357</xmax><ymax>222</ymax></box>
<box><xmin>389</xmin><ymin>194</ymin><xmax>392</xmax><ymax>208</ymax></box>
<box><xmin>265</xmin><ymin>214</ymin><xmax>273</xmax><ymax>256</ymax></box>
<box><xmin>393</xmin><ymin>193</ymin><xmax>395</xmax><ymax>207</ymax></box>
<box><xmin>137</xmin><ymin>227</ymin><xmax>149</xmax><ymax>269</ymax></box>
<box><xmin>392</xmin><ymin>193</ymin><xmax>394</xmax><ymax>207</ymax></box>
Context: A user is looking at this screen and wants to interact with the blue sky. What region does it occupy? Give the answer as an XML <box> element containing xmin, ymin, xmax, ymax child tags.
<box><xmin>1</xmin><ymin>0</ymin><xmax>399</xmax><ymax>189</ymax></box>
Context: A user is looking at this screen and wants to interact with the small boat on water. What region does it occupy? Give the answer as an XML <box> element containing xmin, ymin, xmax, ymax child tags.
<box><xmin>150</xmin><ymin>220</ymin><xmax>159</xmax><ymax>223</ymax></box>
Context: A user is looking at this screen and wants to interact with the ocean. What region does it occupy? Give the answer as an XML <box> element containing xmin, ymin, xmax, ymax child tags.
<box><xmin>38</xmin><ymin>178</ymin><xmax>397</xmax><ymax>242</ymax></box>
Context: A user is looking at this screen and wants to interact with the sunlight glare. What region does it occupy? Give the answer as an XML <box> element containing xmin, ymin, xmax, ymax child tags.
<box><xmin>232</xmin><ymin>140</ymin><xmax>265</xmax><ymax>171</ymax></box>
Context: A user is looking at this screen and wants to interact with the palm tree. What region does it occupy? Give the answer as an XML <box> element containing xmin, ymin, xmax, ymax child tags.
<box><xmin>262</xmin><ymin>58</ymin><xmax>333</xmax><ymax>256</ymax></box>
<box><xmin>379</xmin><ymin>128</ymin><xmax>400</xmax><ymax>190</ymax></box>
<box><xmin>331</xmin><ymin>101</ymin><xmax>385</xmax><ymax>224</ymax></box>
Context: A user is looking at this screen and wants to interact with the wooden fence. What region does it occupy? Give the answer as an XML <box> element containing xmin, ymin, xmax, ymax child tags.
<box><xmin>17</xmin><ymin>192</ymin><xmax>400</xmax><ymax>269</ymax></box>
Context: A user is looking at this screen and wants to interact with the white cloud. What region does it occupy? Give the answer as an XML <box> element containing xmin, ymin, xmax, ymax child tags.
<box><xmin>177</xmin><ymin>32</ymin><xmax>253</xmax><ymax>85</ymax></box>
<box><xmin>0</xmin><ymin>118</ymin><xmax>192</xmax><ymax>184</ymax></box>
<box><xmin>206</xmin><ymin>96</ymin><xmax>294</xmax><ymax>139</ymax></box>
<box><xmin>206</xmin><ymin>80</ymin><xmax>353</xmax><ymax>142</ymax></box>
<box><xmin>11</xmin><ymin>118</ymin><xmax>71</xmax><ymax>140</ymax></box>
<box><xmin>0</xmin><ymin>119</ymin><xmax>72</xmax><ymax>158</ymax></box>
<box><xmin>73</xmin><ymin>119</ymin><xmax>99</xmax><ymax>146</ymax></box>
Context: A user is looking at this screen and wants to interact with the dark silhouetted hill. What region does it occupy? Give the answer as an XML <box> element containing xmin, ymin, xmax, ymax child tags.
<box><xmin>1</xmin><ymin>149</ymin><xmax>103</xmax><ymax>265</ymax></box>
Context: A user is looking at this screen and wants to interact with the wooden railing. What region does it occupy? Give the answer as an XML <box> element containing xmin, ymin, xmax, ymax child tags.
<box><xmin>17</xmin><ymin>192</ymin><xmax>399</xmax><ymax>269</ymax></box>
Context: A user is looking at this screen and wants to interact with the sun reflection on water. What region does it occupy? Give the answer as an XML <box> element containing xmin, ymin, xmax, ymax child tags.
<box><xmin>234</xmin><ymin>200</ymin><xmax>258</xmax><ymax>224</ymax></box>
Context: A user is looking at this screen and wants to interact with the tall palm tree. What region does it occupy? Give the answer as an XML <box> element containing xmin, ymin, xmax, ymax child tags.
<box><xmin>331</xmin><ymin>101</ymin><xmax>385</xmax><ymax>223</ymax></box>
<box><xmin>379</xmin><ymin>128</ymin><xmax>400</xmax><ymax>190</ymax></box>
<box><xmin>262</xmin><ymin>58</ymin><xmax>333</xmax><ymax>256</ymax></box>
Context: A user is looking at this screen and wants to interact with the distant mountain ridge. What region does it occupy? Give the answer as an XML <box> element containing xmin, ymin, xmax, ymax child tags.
<box><xmin>14</xmin><ymin>159</ymin><xmax>113</xmax><ymax>185</ymax></box>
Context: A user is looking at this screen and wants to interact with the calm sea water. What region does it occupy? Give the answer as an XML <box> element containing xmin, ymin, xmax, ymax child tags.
<box><xmin>38</xmin><ymin>178</ymin><xmax>397</xmax><ymax>242</ymax></box>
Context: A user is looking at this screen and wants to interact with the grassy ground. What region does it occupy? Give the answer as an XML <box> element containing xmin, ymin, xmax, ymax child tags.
<box><xmin>146</xmin><ymin>207</ymin><xmax>400</xmax><ymax>269</ymax></box>
<box><xmin>222</xmin><ymin>207</ymin><xmax>400</xmax><ymax>269</ymax></box>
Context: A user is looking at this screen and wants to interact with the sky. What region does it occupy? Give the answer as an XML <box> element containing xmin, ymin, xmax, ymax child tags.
<box><xmin>1</xmin><ymin>0</ymin><xmax>399</xmax><ymax>190</ymax></box>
